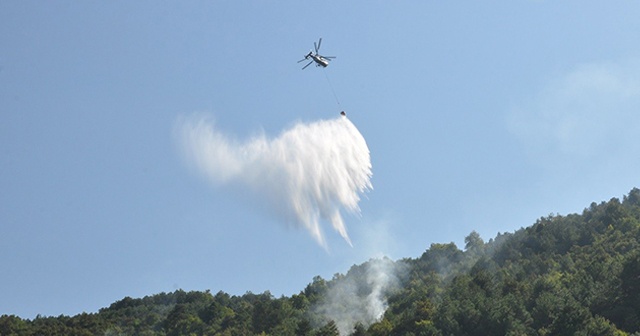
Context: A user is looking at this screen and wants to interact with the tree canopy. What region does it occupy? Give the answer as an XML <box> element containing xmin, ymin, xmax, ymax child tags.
<box><xmin>2</xmin><ymin>188</ymin><xmax>640</xmax><ymax>335</ymax></box>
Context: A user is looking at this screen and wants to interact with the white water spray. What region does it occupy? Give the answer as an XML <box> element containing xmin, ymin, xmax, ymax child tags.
<box><xmin>176</xmin><ymin>113</ymin><xmax>372</xmax><ymax>248</ymax></box>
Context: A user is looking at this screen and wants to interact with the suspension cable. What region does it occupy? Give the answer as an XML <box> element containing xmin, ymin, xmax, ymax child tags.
<box><xmin>324</xmin><ymin>71</ymin><xmax>341</xmax><ymax>108</ymax></box>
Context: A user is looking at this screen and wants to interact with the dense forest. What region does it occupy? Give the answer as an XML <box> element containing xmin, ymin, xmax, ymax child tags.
<box><xmin>2</xmin><ymin>188</ymin><xmax>640</xmax><ymax>335</ymax></box>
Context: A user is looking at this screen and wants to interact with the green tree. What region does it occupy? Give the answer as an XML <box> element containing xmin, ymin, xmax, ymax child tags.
<box><xmin>165</xmin><ymin>304</ymin><xmax>206</xmax><ymax>336</ymax></box>
<box><xmin>0</xmin><ymin>315</ymin><xmax>31</xmax><ymax>336</ymax></box>
<box><xmin>615</xmin><ymin>253</ymin><xmax>640</xmax><ymax>331</ymax></box>
<box><xmin>368</xmin><ymin>317</ymin><xmax>393</xmax><ymax>336</ymax></box>
<box><xmin>316</xmin><ymin>320</ymin><xmax>340</xmax><ymax>336</ymax></box>
<box><xmin>464</xmin><ymin>231</ymin><xmax>485</xmax><ymax>255</ymax></box>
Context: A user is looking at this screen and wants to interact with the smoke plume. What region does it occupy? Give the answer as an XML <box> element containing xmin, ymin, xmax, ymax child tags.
<box><xmin>314</xmin><ymin>258</ymin><xmax>405</xmax><ymax>335</ymax></box>
<box><xmin>176</xmin><ymin>113</ymin><xmax>372</xmax><ymax>248</ymax></box>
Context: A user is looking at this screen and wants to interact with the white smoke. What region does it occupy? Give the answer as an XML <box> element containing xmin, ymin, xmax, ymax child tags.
<box><xmin>175</xmin><ymin>113</ymin><xmax>372</xmax><ymax>248</ymax></box>
<box><xmin>314</xmin><ymin>258</ymin><xmax>404</xmax><ymax>335</ymax></box>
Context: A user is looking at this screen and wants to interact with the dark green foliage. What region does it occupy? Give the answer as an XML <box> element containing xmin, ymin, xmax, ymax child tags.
<box><xmin>4</xmin><ymin>188</ymin><xmax>640</xmax><ymax>335</ymax></box>
<box><xmin>350</xmin><ymin>322</ymin><xmax>367</xmax><ymax>336</ymax></box>
<box><xmin>0</xmin><ymin>315</ymin><xmax>30</xmax><ymax>336</ymax></box>
<box><xmin>317</xmin><ymin>320</ymin><xmax>340</xmax><ymax>336</ymax></box>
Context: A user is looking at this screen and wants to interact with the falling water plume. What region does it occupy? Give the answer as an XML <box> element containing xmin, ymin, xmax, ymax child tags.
<box><xmin>176</xmin><ymin>113</ymin><xmax>372</xmax><ymax>248</ymax></box>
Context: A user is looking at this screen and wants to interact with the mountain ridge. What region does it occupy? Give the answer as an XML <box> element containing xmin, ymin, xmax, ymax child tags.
<box><xmin>2</xmin><ymin>188</ymin><xmax>639</xmax><ymax>335</ymax></box>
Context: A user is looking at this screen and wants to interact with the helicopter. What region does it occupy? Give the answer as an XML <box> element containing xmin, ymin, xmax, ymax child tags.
<box><xmin>298</xmin><ymin>38</ymin><xmax>336</xmax><ymax>70</ymax></box>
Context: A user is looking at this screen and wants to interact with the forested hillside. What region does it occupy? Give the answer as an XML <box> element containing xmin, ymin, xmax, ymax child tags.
<box><xmin>2</xmin><ymin>188</ymin><xmax>640</xmax><ymax>335</ymax></box>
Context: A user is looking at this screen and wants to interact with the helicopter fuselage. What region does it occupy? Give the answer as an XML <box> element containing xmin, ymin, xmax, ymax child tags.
<box><xmin>310</xmin><ymin>54</ymin><xmax>330</xmax><ymax>67</ymax></box>
<box><xmin>298</xmin><ymin>39</ymin><xmax>335</xmax><ymax>70</ymax></box>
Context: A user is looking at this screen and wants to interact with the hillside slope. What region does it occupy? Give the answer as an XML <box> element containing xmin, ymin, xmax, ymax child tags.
<box><xmin>2</xmin><ymin>188</ymin><xmax>639</xmax><ymax>335</ymax></box>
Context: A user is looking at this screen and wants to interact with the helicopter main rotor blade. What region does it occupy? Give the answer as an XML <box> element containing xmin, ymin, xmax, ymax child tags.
<box><xmin>315</xmin><ymin>38</ymin><xmax>322</xmax><ymax>53</ymax></box>
<box><xmin>297</xmin><ymin>58</ymin><xmax>308</xmax><ymax>63</ymax></box>
<box><xmin>323</xmin><ymin>56</ymin><xmax>336</xmax><ymax>59</ymax></box>
<box><xmin>302</xmin><ymin>61</ymin><xmax>313</xmax><ymax>70</ymax></box>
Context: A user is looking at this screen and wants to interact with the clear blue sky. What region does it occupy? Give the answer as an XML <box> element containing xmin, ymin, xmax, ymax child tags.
<box><xmin>2</xmin><ymin>1</ymin><xmax>640</xmax><ymax>318</ymax></box>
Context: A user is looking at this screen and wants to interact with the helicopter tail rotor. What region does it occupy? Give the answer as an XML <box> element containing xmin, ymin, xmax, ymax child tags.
<box><xmin>297</xmin><ymin>51</ymin><xmax>312</xmax><ymax>63</ymax></box>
